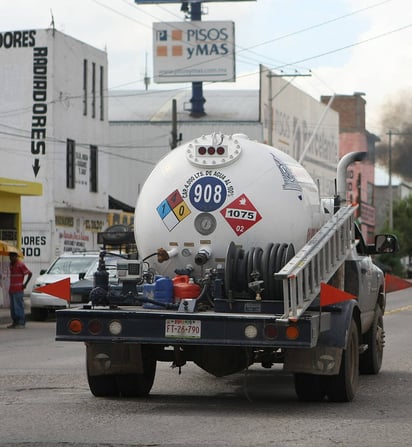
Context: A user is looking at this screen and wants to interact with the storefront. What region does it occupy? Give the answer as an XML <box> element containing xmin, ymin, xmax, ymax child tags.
<box><xmin>0</xmin><ymin>178</ymin><xmax>42</xmax><ymax>307</ymax></box>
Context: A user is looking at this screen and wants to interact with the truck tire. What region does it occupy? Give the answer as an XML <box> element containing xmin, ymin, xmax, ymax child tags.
<box><xmin>360</xmin><ymin>305</ymin><xmax>384</xmax><ymax>375</ymax></box>
<box><xmin>115</xmin><ymin>347</ymin><xmax>157</xmax><ymax>397</ymax></box>
<box><xmin>87</xmin><ymin>373</ymin><xmax>118</xmax><ymax>397</ymax></box>
<box><xmin>326</xmin><ymin>319</ymin><xmax>359</xmax><ymax>402</ymax></box>
<box><xmin>294</xmin><ymin>373</ymin><xmax>326</xmax><ymax>402</ymax></box>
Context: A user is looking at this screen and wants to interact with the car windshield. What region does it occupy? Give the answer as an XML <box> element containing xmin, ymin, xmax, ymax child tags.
<box><xmin>47</xmin><ymin>257</ymin><xmax>96</xmax><ymax>275</ymax></box>
<box><xmin>84</xmin><ymin>257</ymin><xmax>119</xmax><ymax>281</ymax></box>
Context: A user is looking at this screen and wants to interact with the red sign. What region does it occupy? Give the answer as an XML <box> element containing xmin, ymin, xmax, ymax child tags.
<box><xmin>220</xmin><ymin>194</ymin><xmax>262</xmax><ymax>236</ymax></box>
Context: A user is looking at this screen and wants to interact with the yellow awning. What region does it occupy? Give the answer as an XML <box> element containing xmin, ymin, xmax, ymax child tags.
<box><xmin>0</xmin><ymin>178</ymin><xmax>42</xmax><ymax>196</ymax></box>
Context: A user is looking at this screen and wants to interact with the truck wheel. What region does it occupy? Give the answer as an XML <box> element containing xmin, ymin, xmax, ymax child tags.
<box><xmin>360</xmin><ymin>305</ymin><xmax>384</xmax><ymax>375</ymax></box>
<box><xmin>87</xmin><ymin>373</ymin><xmax>118</xmax><ymax>397</ymax></box>
<box><xmin>115</xmin><ymin>347</ymin><xmax>157</xmax><ymax>397</ymax></box>
<box><xmin>326</xmin><ymin>319</ymin><xmax>359</xmax><ymax>402</ymax></box>
<box><xmin>294</xmin><ymin>373</ymin><xmax>326</xmax><ymax>402</ymax></box>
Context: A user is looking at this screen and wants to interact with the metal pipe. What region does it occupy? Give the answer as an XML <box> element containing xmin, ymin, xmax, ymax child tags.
<box><xmin>336</xmin><ymin>152</ymin><xmax>367</xmax><ymax>206</ymax></box>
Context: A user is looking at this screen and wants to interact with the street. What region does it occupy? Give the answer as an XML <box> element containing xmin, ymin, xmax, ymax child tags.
<box><xmin>0</xmin><ymin>289</ymin><xmax>411</xmax><ymax>447</ymax></box>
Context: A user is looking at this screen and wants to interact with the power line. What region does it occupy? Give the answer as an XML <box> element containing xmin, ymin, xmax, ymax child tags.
<box><xmin>271</xmin><ymin>22</ymin><xmax>412</xmax><ymax>71</ymax></box>
<box><xmin>0</xmin><ymin>1</ymin><xmax>410</xmax><ymax>123</ymax></box>
<box><xmin>98</xmin><ymin>0</ymin><xmax>395</xmax><ymax>86</ymax></box>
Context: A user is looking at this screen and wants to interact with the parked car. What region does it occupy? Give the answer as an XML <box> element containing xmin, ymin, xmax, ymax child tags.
<box><xmin>30</xmin><ymin>252</ymin><xmax>120</xmax><ymax>321</ymax></box>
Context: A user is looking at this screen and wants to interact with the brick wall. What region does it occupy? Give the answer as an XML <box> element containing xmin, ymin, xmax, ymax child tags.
<box><xmin>321</xmin><ymin>94</ymin><xmax>366</xmax><ymax>132</ymax></box>
<box><xmin>321</xmin><ymin>94</ymin><xmax>376</xmax><ymax>241</ymax></box>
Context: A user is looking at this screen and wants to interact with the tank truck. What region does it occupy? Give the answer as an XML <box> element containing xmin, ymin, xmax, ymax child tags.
<box><xmin>55</xmin><ymin>133</ymin><xmax>398</xmax><ymax>402</ymax></box>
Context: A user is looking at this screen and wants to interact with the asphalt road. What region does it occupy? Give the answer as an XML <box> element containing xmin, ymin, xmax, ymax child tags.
<box><xmin>0</xmin><ymin>289</ymin><xmax>411</xmax><ymax>447</ymax></box>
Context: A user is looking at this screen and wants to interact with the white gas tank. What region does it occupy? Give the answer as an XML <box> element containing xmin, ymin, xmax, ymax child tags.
<box><xmin>135</xmin><ymin>133</ymin><xmax>323</xmax><ymax>278</ymax></box>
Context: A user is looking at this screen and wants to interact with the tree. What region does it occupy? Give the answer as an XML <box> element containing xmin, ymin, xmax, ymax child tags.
<box><xmin>377</xmin><ymin>195</ymin><xmax>412</xmax><ymax>277</ymax></box>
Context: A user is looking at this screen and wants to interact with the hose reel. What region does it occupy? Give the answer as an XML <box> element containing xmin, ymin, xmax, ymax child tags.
<box><xmin>224</xmin><ymin>241</ymin><xmax>295</xmax><ymax>301</ymax></box>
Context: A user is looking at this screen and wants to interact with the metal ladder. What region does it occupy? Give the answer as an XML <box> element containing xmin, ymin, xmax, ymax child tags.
<box><xmin>274</xmin><ymin>204</ymin><xmax>357</xmax><ymax>321</ymax></box>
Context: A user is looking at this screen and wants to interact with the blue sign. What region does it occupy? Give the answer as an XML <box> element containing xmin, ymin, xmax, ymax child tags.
<box><xmin>189</xmin><ymin>177</ymin><xmax>227</xmax><ymax>212</ymax></box>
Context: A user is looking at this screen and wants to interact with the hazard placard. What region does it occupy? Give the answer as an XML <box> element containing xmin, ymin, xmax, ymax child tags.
<box><xmin>220</xmin><ymin>193</ymin><xmax>262</xmax><ymax>236</ymax></box>
<box><xmin>157</xmin><ymin>189</ymin><xmax>191</xmax><ymax>231</ymax></box>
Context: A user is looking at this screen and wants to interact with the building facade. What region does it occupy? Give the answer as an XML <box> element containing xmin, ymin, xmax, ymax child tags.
<box><xmin>321</xmin><ymin>94</ymin><xmax>377</xmax><ymax>242</ymax></box>
<box><xmin>0</xmin><ymin>28</ymin><xmax>110</xmax><ymax>283</ymax></box>
<box><xmin>0</xmin><ymin>178</ymin><xmax>42</xmax><ymax>306</ymax></box>
<box><xmin>260</xmin><ymin>65</ymin><xmax>340</xmax><ymax>197</ymax></box>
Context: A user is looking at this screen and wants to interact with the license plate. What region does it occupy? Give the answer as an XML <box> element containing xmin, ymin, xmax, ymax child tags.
<box><xmin>165</xmin><ymin>319</ymin><xmax>201</xmax><ymax>339</ymax></box>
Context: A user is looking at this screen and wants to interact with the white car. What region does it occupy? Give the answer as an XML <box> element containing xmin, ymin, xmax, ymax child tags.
<box><xmin>30</xmin><ymin>252</ymin><xmax>119</xmax><ymax>321</ymax></box>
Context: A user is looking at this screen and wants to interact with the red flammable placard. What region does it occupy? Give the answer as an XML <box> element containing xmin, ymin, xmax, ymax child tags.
<box><xmin>220</xmin><ymin>194</ymin><xmax>262</xmax><ymax>236</ymax></box>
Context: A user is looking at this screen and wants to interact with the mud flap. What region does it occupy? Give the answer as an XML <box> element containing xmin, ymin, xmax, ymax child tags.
<box><xmin>284</xmin><ymin>346</ymin><xmax>342</xmax><ymax>375</ymax></box>
<box><xmin>86</xmin><ymin>343</ymin><xmax>143</xmax><ymax>376</ymax></box>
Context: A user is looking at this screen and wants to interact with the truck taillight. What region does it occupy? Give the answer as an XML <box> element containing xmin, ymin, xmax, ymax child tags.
<box><xmin>68</xmin><ymin>319</ymin><xmax>83</xmax><ymax>334</ymax></box>
<box><xmin>88</xmin><ymin>319</ymin><xmax>103</xmax><ymax>335</ymax></box>
<box><xmin>264</xmin><ymin>324</ymin><xmax>278</xmax><ymax>339</ymax></box>
<box><xmin>285</xmin><ymin>326</ymin><xmax>299</xmax><ymax>340</ymax></box>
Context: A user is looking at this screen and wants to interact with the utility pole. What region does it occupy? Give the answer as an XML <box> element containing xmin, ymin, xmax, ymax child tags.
<box><xmin>170</xmin><ymin>99</ymin><xmax>182</xmax><ymax>149</ymax></box>
<box><xmin>189</xmin><ymin>2</ymin><xmax>206</xmax><ymax>117</ymax></box>
<box><xmin>387</xmin><ymin>129</ymin><xmax>393</xmax><ymax>230</ymax></box>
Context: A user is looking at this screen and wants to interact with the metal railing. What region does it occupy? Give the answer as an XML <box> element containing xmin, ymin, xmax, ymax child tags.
<box><xmin>275</xmin><ymin>205</ymin><xmax>357</xmax><ymax>321</ymax></box>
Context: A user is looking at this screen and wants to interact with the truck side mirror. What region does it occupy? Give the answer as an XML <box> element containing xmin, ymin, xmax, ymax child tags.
<box><xmin>374</xmin><ymin>234</ymin><xmax>399</xmax><ymax>254</ymax></box>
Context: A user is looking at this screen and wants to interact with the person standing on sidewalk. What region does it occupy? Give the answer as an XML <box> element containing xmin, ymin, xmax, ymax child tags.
<box><xmin>8</xmin><ymin>252</ymin><xmax>32</xmax><ymax>329</ymax></box>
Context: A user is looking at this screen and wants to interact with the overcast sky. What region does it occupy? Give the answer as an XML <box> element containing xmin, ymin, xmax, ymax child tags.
<box><xmin>1</xmin><ymin>0</ymin><xmax>411</xmax><ymax>144</ymax></box>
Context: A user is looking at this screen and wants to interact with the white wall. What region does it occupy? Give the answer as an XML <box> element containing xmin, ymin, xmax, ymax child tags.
<box><xmin>260</xmin><ymin>65</ymin><xmax>339</xmax><ymax>197</ymax></box>
<box><xmin>0</xmin><ymin>29</ymin><xmax>111</xmax><ymax>284</ymax></box>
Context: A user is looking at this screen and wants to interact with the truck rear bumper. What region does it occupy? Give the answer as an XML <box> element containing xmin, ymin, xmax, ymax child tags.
<box><xmin>55</xmin><ymin>307</ymin><xmax>331</xmax><ymax>349</ymax></box>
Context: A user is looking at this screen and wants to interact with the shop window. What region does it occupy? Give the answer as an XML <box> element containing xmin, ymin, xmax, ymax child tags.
<box><xmin>0</xmin><ymin>213</ymin><xmax>17</xmax><ymax>242</ymax></box>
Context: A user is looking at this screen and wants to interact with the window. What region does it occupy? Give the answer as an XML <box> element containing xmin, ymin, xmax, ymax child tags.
<box><xmin>92</xmin><ymin>62</ymin><xmax>96</xmax><ymax>119</ymax></box>
<box><xmin>0</xmin><ymin>213</ymin><xmax>17</xmax><ymax>242</ymax></box>
<box><xmin>66</xmin><ymin>139</ymin><xmax>75</xmax><ymax>189</ymax></box>
<box><xmin>100</xmin><ymin>65</ymin><xmax>104</xmax><ymax>121</ymax></box>
<box><xmin>90</xmin><ymin>145</ymin><xmax>98</xmax><ymax>193</ymax></box>
<box><xmin>367</xmin><ymin>182</ymin><xmax>374</xmax><ymax>204</ymax></box>
<box><xmin>83</xmin><ymin>59</ymin><xmax>87</xmax><ymax>116</ymax></box>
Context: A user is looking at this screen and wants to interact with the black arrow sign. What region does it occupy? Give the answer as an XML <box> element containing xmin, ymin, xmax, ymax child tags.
<box><xmin>33</xmin><ymin>158</ymin><xmax>40</xmax><ymax>177</ymax></box>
